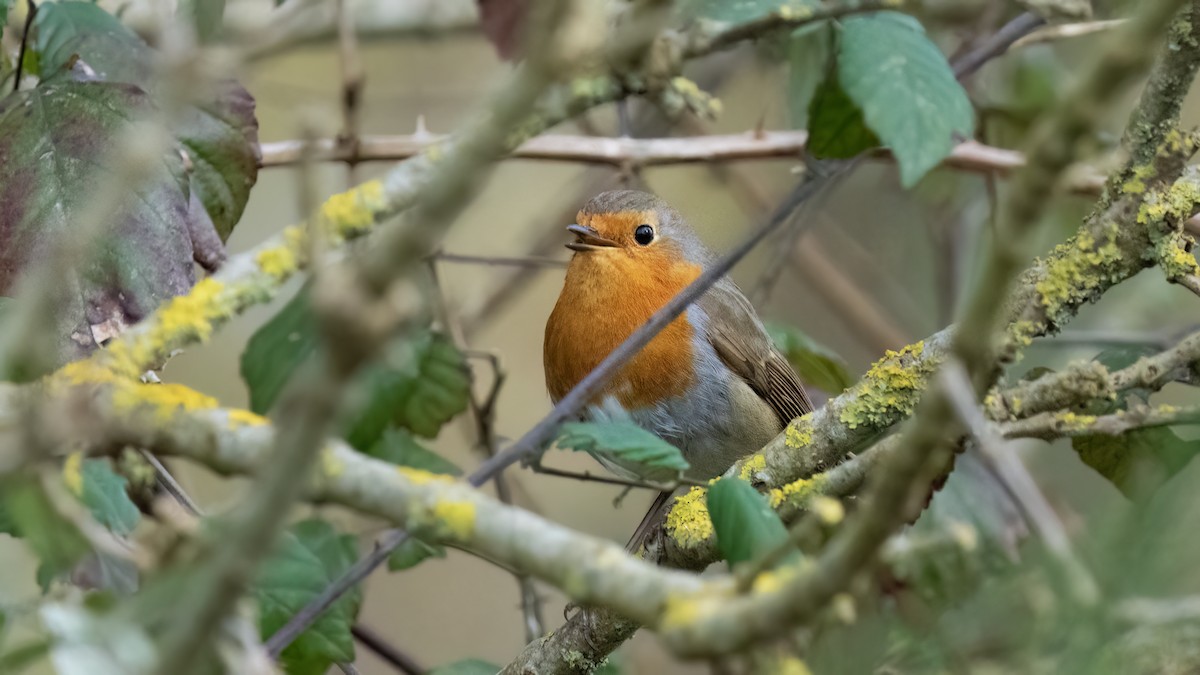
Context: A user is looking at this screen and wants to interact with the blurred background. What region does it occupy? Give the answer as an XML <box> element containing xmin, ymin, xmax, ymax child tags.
<box><xmin>5</xmin><ymin>0</ymin><xmax>1200</xmax><ymax>672</ymax></box>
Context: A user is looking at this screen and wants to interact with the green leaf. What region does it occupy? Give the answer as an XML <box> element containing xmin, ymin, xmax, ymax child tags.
<box><xmin>829</xmin><ymin>12</ymin><xmax>974</xmax><ymax>186</ymax></box>
<box><xmin>368</xmin><ymin>427</ymin><xmax>462</xmax><ymax>476</ymax></box>
<box><xmin>387</xmin><ymin>536</ymin><xmax>446</xmax><ymax>572</ymax></box>
<box><xmin>1073</xmin><ymin>427</ymin><xmax>1199</xmax><ymax>500</ymax></box>
<box><xmin>341</xmin><ymin>330</ymin><xmax>471</xmax><ymax>446</ymax></box>
<box><xmin>2</xmin><ymin>478</ymin><xmax>90</xmax><ymax>587</ymax></box>
<box><xmin>706</xmin><ymin>477</ymin><xmax>791</xmax><ymax>566</ymax></box>
<box><xmin>243</xmin><ymin>287</ymin><xmax>470</xmax><ymax>448</ymax></box>
<box><xmin>683</xmin><ymin>0</ymin><xmax>816</xmax><ymax>23</ymax></box>
<box><xmin>72</xmin><ymin>458</ymin><xmax>140</xmax><ymax>536</ymax></box>
<box><xmin>806</xmin><ymin>70</ymin><xmax>880</xmax><ymax>159</ymax></box>
<box><xmin>766</xmin><ymin>322</ymin><xmax>854</xmax><ymax>394</ymax></box>
<box><xmin>0</xmin><ymin>0</ymin><xmax>10</xmax><ymax>30</ymax></box>
<box><xmin>556</xmin><ymin>421</ymin><xmax>689</xmax><ymax>481</ymax></box>
<box><xmin>241</xmin><ymin>286</ymin><xmax>320</xmax><ymax>415</ymax></box>
<box><xmin>256</xmin><ymin>518</ymin><xmax>362</xmax><ymax>675</ymax></box>
<box><xmin>429</xmin><ymin>659</ymin><xmax>504</xmax><ymax>675</ymax></box>
<box><xmin>35</xmin><ymin>2</ymin><xmax>152</xmax><ymax>83</ymax></box>
<box><xmin>787</xmin><ymin>22</ymin><xmax>833</xmax><ymax>129</ymax></box>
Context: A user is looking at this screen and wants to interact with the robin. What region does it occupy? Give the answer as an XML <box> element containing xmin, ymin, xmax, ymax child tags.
<box><xmin>544</xmin><ymin>189</ymin><xmax>812</xmax><ymax>550</ymax></box>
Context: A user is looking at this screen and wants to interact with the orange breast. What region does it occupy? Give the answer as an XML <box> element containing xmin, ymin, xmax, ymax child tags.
<box><xmin>544</xmin><ymin>252</ymin><xmax>702</xmax><ymax>409</ymax></box>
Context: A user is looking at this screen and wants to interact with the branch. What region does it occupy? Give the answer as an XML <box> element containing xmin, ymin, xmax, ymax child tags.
<box><xmin>1002</xmin><ymin>402</ymin><xmax>1200</xmax><ymax>439</ymax></box>
<box><xmin>989</xmin><ymin>326</ymin><xmax>1200</xmax><ymax>420</ymax></box>
<box><xmin>258</xmin><ymin>131</ymin><xmax>1105</xmax><ymax>194</ymax></box>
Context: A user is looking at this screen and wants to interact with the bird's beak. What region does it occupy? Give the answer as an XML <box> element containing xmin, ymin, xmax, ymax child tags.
<box><xmin>565</xmin><ymin>224</ymin><xmax>618</xmax><ymax>252</ymax></box>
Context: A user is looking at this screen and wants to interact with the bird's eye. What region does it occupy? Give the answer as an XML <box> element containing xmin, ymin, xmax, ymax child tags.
<box><xmin>634</xmin><ymin>224</ymin><xmax>654</xmax><ymax>245</ymax></box>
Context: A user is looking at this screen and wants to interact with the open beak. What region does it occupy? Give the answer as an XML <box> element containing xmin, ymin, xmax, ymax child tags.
<box><xmin>566</xmin><ymin>224</ymin><xmax>618</xmax><ymax>252</ymax></box>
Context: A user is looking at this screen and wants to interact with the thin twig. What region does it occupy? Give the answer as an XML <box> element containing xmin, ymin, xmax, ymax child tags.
<box><xmin>433</xmin><ymin>252</ymin><xmax>566</xmax><ymax>269</ymax></box>
<box><xmin>953</xmin><ymin>12</ymin><xmax>1045</xmax><ymax>81</ymax></box>
<box><xmin>12</xmin><ymin>0</ymin><xmax>37</xmax><ymax>93</ymax></box>
<box><xmin>335</xmin><ymin>0</ymin><xmax>364</xmax><ymax>186</ymax></box>
<box><xmin>530</xmin><ymin>465</ymin><xmax>706</xmax><ymax>491</ymax></box>
<box><xmin>350</xmin><ymin>625</ymin><xmax>424</xmax><ymax>675</ymax></box>
<box><xmin>1011</xmin><ymin>19</ymin><xmax>1127</xmax><ymax>50</ymax></box>
<box><xmin>257</xmin><ymin>132</ymin><xmax>1102</xmax><ymax>195</ymax></box>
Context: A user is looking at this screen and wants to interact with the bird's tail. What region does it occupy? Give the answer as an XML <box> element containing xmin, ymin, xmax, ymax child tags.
<box><xmin>624</xmin><ymin>489</ymin><xmax>679</xmax><ymax>554</ymax></box>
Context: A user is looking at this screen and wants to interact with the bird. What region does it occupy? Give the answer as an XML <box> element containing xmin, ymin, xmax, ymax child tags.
<box><xmin>543</xmin><ymin>189</ymin><xmax>812</xmax><ymax>552</ymax></box>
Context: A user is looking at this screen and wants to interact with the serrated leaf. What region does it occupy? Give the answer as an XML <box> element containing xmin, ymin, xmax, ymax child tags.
<box><xmin>1073</xmin><ymin>427</ymin><xmax>1199</xmax><ymax>501</ymax></box>
<box><xmin>242</xmin><ymin>288</ymin><xmax>470</xmax><ymax>448</ymax></box>
<box><xmin>342</xmin><ymin>330</ymin><xmax>471</xmax><ymax>446</ymax></box>
<box><xmin>429</xmin><ymin>658</ymin><xmax>504</xmax><ymax>675</ymax></box>
<box><xmin>368</xmin><ymin>427</ymin><xmax>462</xmax><ymax>476</ymax></box>
<box><xmin>707</xmin><ymin>477</ymin><xmax>791</xmax><ymax>566</ymax></box>
<box><xmin>71</xmin><ymin>458</ymin><xmax>140</xmax><ymax>536</ymax></box>
<box><xmin>2</xmin><ymin>478</ymin><xmax>90</xmax><ymax>588</ymax></box>
<box><xmin>556</xmin><ymin>421</ymin><xmax>689</xmax><ymax>481</ymax></box>
<box><xmin>766</xmin><ymin>322</ymin><xmax>854</xmax><ymax>394</ymax></box>
<box><xmin>683</xmin><ymin>0</ymin><xmax>817</xmax><ymax>23</ymax></box>
<box><xmin>387</xmin><ymin>536</ymin><xmax>446</xmax><ymax>572</ymax></box>
<box><xmin>256</xmin><ymin>518</ymin><xmax>362</xmax><ymax>675</ymax></box>
<box><xmin>832</xmin><ymin>12</ymin><xmax>974</xmax><ymax>186</ymax></box>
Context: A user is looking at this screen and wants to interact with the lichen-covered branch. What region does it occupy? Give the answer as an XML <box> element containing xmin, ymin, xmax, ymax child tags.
<box><xmin>1001</xmin><ymin>402</ymin><xmax>1200</xmax><ymax>439</ymax></box>
<box><xmin>989</xmin><ymin>326</ymin><xmax>1200</xmax><ymax>420</ymax></box>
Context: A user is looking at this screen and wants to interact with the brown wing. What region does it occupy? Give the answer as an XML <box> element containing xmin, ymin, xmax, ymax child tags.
<box><xmin>699</xmin><ymin>279</ymin><xmax>813</xmax><ymax>424</ymax></box>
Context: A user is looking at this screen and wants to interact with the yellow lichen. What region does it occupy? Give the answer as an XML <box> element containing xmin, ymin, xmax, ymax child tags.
<box><xmin>784</xmin><ymin>414</ymin><xmax>814</xmax><ymax>449</ymax></box>
<box><xmin>321</xmin><ymin>447</ymin><xmax>345</xmax><ymax>478</ymax></box>
<box><xmin>1056</xmin><ymin>411</ymin><xmax>1097</xmax><ymax>431</ymax></box>
<box><xmin>1155</xmin><ymin>231</ymin><xmax>1200</xmax><ymax>280</ymax></box>
<box><xmin>752</xmin><ymin>570</ymin><xmax>783</xmax><ymax>594</ymax></box>
<box><xmin>810</xmin><ymin>496</ymin><xmax>844</xmax><ymax>525</ymax></box>
<box><xmin>1137</xmin><ymin>175</ymin><xmax>1200</xmax><ymax>226</ymax></box>
<box><xmin>433</xmin><ymin>500</ymin><xmax>476</xmax><ymax>540</ymax></box>
<box><xmin>54</xmin><ymin>360</ymin><xmax>117</xmax><ymax>386</ymax></box>
<box><xmin>665</xmin><ymin>487</ymin><xmax>714</xmax><ymax>547</ymax></box>
<box><xmin>838</xmin><ymin>341</ymin><xmax>935</xmax><ymax>430</ymax></box>
<box><xmin>155</xmin><ymin>278</ymin><xmax>230</xmax><ymax>346</ymax></box>
<box><xmin>112</xmin><ymin>382</ymin><xmax>218</xmax><ymax>421</ymax></box>
<box><xmin>317</xmin><ymin>180</ymin><xmax>385</xmax><ymax>241</ymax></box>
<box><xmin>62</xmin><ymin>452</ymin><xmax>84</xmax><ymax>497</ymax></box>
<box><xmin>660</xmin><ymin>592</ymin><xmax>720</xmax><ymax>628</ymax></box>
<box><xmin>1035</xmin><ymin>228</ymin><xmax>1124</xmax><ymax>321</ymax></box>
<box><xmin>397</xmin><ymin>466</ymin><xmax>454</xmax><ymax>485</ymax></box>
<box><xmin>226</xmin><ymin>408</ymin><xmax>268</xmax><ymax>428</ymax></box>
<box><xmin>738</xmin><ymin>454</ymin><xmax>767</xmax><ymax>482</ymax></box>
<box><xmin>1121</xmin><ymin>163</ymin><xmax>1154</xmax><ymax>195</ymax></box>
<box><xmin>776</xmin><ymin>657</ymin><xmax>814</xmax><ymax>675</ymax></box>
<box><xmin>255</xmin><ymin>245</ymin><xmax>298</xmax><ymax>281</ymax></box>
<box><xmin>767</xmin><ymin>474</ymin><xmax>827</xmax><ymax>509</ymax></box>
